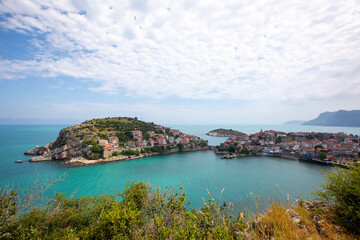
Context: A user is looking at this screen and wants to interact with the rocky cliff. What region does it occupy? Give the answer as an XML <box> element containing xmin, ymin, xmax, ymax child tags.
<box><xmin>24</xmin><ymin>117</ymin><xmax>208</xmax><ymax>163</ymax></box>
<box><xmin>25</xmin><ymin>125</ymin><xmax>88</xmax><ymax>162</ymax></box>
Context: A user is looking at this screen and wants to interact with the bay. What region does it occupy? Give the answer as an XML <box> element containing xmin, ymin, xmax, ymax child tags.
<box><xmin>1</xmin><ymin>124</ymin><xmax>359</xmax><ymax>213</ymax></box>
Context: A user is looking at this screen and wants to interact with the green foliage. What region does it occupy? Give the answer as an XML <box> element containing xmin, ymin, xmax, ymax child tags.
<box><xmin>91</xmin><ymin>144</ymin><xmax>103</xmax><ymax>153</ymax></box>
<box><xmin>81</xmin><ymin>139</ymin><xmax>98</xmax><ymax>147</ymax></box>
<box><xmin>316</xmin><ymin>165</ymin><xmax>360</xmax><ymax>233</ymax></box>
<box><xmin>228</xmin><ymin>146</ymin><xmax>235</xmax><ymax>153</ymax></box>
<box><xmin>99</xmin><ymin>134</ymin><xmax>108</xmax><ymax>140</ymax></box>
<box><xmin>74</xmin><ymin>117</ymin><xmax>159</xmax><ymax>146</ymax></box>
<box><xmin>177</xmin><ymin>143</ymin><xmax>184</xmax><ymax>151</ymax></box>
<box><xmin>121</xmin><ymin>149</ymin><xmax>140</xmax><ymax>156</ymax></box>
<box><xmin>199</xmin><ymin>140</ymin><xmax>208</xmax><ymax>148</ymax></box>
<box><xmin>216</xmin><ymin>145</ymin><xmax>227</xmax><ymax>152</ymax></box>
<box><xmin>81</xmin><ymin>140</ymin><xmax>88</xmax><ymax>147</ymax></box>
<box><xmin>125</xmin><ymin>131</ymin><xmax>133</xmax><ymax>139</ymax></box>
<box><xmin>240</xmin><ymin>148</ymin><xmax>250</xmax><ymax>155</ymax></box>
<box><xmin>318</xmin><ymin>152</ymin><xmax>327</xmax><ymax>160</ymax></box>
<box><xmin>142</xmin><ymin>132</ymin><xmax>150</xmax><ymax>140</ymax></box>
<box><xmin>0</xmin><ymin>181</ymin><xmax>248</xmax><ymax>239</ymax></box>
<box><xmin>315</xmin><ymin>144</ymin><xmax>324</xmax><ymax>149</ymax></box>
<box><xmin>144</xmin><ymin>146</ymin><xmax>165</xmax><ymax>153</ymax></box>
<box><xmin>2</xmin><ymin>177</ymin><xmax>360</xmax><ymax>239</ymax></box>
<box><xmin>115</xmin><ymin>133</ymin><xmax>129</xmax><ymax>143</ymax></box>
<box><xmin>119</xmin><ymin>181</ymin><xmax>150</xmax><ymax>210</ymax></box>
<box><xmin>0</xmin><ymin>188</ymin><xmax>18</xmax><ymax>236</ymax></box>
<box><xmin>112</xmin><ymin>151</ymin><xmax>120</xmax><ymax>156</ymax></box>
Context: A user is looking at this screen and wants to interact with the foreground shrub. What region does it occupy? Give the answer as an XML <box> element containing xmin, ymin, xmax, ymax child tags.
<box><xmin>0</xmin><ymin>182</ymin><xmax>248</xmax><ymax>239</ymax></box>
<box><xmin>1</xmin><ymin>175</ymin><xmax>359</xmax><ymax>239</ymax></box>
<box><xmin>316</xmin><ymin>164</ymin><xmax>360</xmax><ymax>233</ymax></box>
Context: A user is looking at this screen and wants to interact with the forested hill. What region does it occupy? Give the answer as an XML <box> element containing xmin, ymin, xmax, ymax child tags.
<box><xmin>76</xmin><ymin>117</ymin><xmax>160</xmax><ymax>143</ymax></box>
<box><xmin>303</xmin><ymin>110</ymin><xmax>360</xmax><ymax>127</ymax></box>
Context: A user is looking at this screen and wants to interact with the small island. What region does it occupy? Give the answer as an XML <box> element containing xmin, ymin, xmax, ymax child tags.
<box><xmin>25</xmin><ymin>117</ymin><xmax>209</xmax><ymax>166</ymax></box>
<box><xmin>206</xmin><ymin>128</ymin><xmax>246</xmax><ymax>137</ymax></box>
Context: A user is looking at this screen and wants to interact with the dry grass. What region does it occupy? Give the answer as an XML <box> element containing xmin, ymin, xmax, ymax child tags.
<box><xmin>250</xmin><ymin>201</ymin><xmax>358</xmax><ymax>240</ymax></box>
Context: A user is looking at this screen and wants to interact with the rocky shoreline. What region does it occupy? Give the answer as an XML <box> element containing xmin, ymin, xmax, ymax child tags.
<box><xmin>215</xmin><ymin>151</ymin><xmax>354</xmax><ymax>169</ymax></box>
<box><xmin>26</xmin><ymin>146</ymin><xmax>211</xmax><ymax>166</ymax></box>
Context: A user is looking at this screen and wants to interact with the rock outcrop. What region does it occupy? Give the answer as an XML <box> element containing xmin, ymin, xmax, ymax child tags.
<box><xmin>25</xmin><ymin>126</ymin><xmax>85</xmax><ymax>162</ymax></box>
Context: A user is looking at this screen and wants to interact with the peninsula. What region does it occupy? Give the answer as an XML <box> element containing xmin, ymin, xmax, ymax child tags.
<box><xmin>206</xmin><ymin>128</ymin><xmax>246</xmax><ymax>137</ymax></box>
<box><xmin>302</xmin><ymin>110</ymin><xmax>360</xmax><ymax>127</ymax></box>
<box><xmin>25</xmin><ymin>117</ymin><xmax>208</xmax><ymax>165</ymax></box>
<box><xmin>215</xmin><ymin>129</ymin><xmax>360</xmax><ymax>167</ymax></box>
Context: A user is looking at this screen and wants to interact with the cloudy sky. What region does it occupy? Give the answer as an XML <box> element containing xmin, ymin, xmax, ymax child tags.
<box><xmin>0</xmin><ymin>0</ymin><xmax>360</xmax><ymax>124</ymax></box>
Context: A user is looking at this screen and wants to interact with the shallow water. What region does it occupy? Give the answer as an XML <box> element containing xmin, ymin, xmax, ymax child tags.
<box><xmin>0</xmin><ymin>124</ymin><xmax>350</xmax><ymax>212</ymax></box>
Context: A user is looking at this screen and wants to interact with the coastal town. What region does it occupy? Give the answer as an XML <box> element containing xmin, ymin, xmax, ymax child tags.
<box><xmin>98</xmin><ymin>124</ymin><xmax>208</xmax><ymax>158</ymax></box>
<box><xmin>216</xmin><ymin>129</ymin><xmax>360</xmax><ymax>167</ymax></box>
<box><xmin>24</xmin><ymin>118</ymin><xmax>210</xmax><ymax>165</ymax></box>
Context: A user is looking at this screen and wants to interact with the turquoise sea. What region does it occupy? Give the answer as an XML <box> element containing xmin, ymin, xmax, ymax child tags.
<box><xmin>1</xmin><ymin>124</ymin><xmax>360</xmax><ymax>213</ymax></box>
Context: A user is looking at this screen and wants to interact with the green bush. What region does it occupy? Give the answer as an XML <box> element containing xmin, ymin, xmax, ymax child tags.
<box><xmin>91</xmin><ymin>144</ymin><xmax>103</xmax><ymax>153</ymax></box>
<box><xmin>316</xmin><ymin>164</ymin><xmax>360</xmax><ymax>233</ymax></box>
<box><xmin>119</xmin><ymin>181</ymin><xmax>150</xmax><ymax>210</ymax></box>
<box><xmin>143</xmin><ymin>146</ymin><xmax>165</xmax><ymax>153</ymax></box>
<box><xmin>318</xmin><ymin>152</ymin><xmax>327</xmax><ymax>160</ymax></box>
<box><xmin>0</xmin><ymin>181</ymin><xmax>248</xmax><ymax>239</ymax></box>
<box><xmin>177</xmin><ymin>143</ymin><xmax>184</xmax><ymax>151</ymax></box>
<box><xmin>240</xmin><ymin>148</ymin><xmax>249</xmax><ymax>154</ymax></box>
<box><xmin>121</xmin><ymin>149</ymin><xmax>140</xmax><ymax>156</ymax></box>
<box><xmin>81</xmin><ymin>139</ymin><xmax>98</xmax><ymax>147</ymax></box>
<box><xmin>228</xmin><ymin>146</ymin><xmax>235</xmax><ymax>153</ymax></box>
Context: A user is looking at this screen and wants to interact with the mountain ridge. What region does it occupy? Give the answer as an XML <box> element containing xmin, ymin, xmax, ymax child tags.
<box><xmin>302</xmin><ymin>110</ymin><xmax>360</xmax><ymax>127</ymax></box>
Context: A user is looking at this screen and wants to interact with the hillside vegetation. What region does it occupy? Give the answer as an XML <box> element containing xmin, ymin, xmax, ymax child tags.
<box><xmin>64</xmin><ymin>117</ymin><xmax>159</xmax><ymax>144</ymax></box>
<box><xmin>207</xmin><ymin>128</ymin><xmax>246</xmax><ymax>137</ymax></box>
<box><xmin>1</xmin><ymin>165</ymin><xmax>359</xmax><ymax>239</ymax></box>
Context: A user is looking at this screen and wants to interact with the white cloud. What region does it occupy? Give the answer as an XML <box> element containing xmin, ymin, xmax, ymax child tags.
<box><xmin>0</xmin><ymin>0</ymin><xmax>360</xmax><ymax>102</ymax></box>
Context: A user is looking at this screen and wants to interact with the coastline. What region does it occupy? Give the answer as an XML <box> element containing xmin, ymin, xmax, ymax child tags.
<box><xmin>216</xmin><ymin>152</ymin><xmax>353</xmax><ymax>168</ymax></box>
<box><xmin>30</xmin><ymin>147</ymin><xmax>211</xmax><ymax>166</ymax></box>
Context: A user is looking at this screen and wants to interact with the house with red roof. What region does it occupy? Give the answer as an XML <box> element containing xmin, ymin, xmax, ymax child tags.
<box><xmin>147</xmin><ymin>138</ymin><xmax>155</xmax><ymax>147</ymax></box>
<box><xmin>131</xmin><ymin>130</ymin><xmax>142</xmax><ymax>137</ymax></box>
<box><xmin>147</xmin><ymin>131</ymin><xmax>155</xmax><ymax>137</ymax></box>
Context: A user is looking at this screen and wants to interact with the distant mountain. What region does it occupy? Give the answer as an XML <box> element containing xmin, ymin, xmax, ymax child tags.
<box><xmin>303</xmin><ymin>110</ymin><xmax>360</xmax><ymax>127</ymax></box>
<box><xmin>283</xmin><ymin>120</ymin><xmax>305</xmax><ymax>125</ymax></box>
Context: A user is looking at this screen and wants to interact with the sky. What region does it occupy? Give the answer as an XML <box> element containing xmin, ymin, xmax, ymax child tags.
<box><xmin>0</xmin><ymin>0</ymin><xmax>360</xmax><ymax>125</ymax></box>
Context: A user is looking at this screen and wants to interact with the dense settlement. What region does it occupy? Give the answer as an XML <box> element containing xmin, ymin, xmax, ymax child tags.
<box><xmin>216</xmin><ymin>129</ymin><xmax>360</xmax><ymax>167</ymax></box>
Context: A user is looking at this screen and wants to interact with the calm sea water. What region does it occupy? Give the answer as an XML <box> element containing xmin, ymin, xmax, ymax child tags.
<box><xmin>1</xmin><ymin>124</ymin><xmax>359</xmax><ymax>213</ymax></box>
